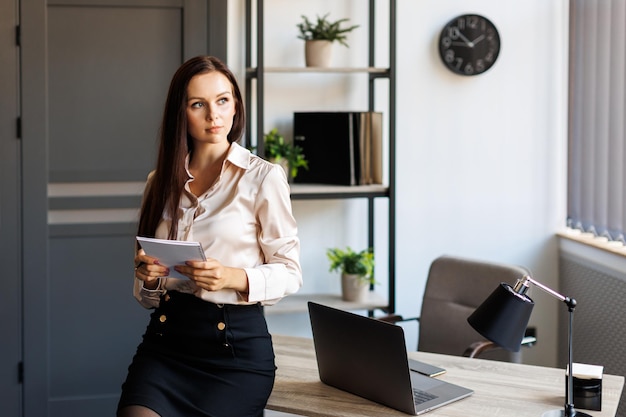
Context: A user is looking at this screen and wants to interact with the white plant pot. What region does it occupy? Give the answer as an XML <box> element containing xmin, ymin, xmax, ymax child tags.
<box><xmin>270</xmin><ymin>157</ymin><xmax>288</xmax><ymax>175</ymax></box>
<box><xmin>341</xmin><ymin>273</ymin><xmax>369</xmax><ymax>302</ymax></box>
<box><xmin>270</xmin><ymin>157</ymin><xmax>292</xmax><ymax>182</ymax></box>
<box><xmin>305</xmin><ymin>40</ymin><xmax>333</xmax><ymax>67</ymax></box>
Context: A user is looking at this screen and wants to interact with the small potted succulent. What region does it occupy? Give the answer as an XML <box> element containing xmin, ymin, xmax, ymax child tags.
<box><xmin>297</xmin><ymin>13</ymin><xmax>359</xmax><ymax>67</ymax></box>
<box><xmin>327</xmin><ymin>246</ymin><xmax>375</xmax><ymax>302</ymax></box>
<box><xmin>262</xmin><ymin>128</ymin><xmax>308</xmax><ymax>180</ymax></box>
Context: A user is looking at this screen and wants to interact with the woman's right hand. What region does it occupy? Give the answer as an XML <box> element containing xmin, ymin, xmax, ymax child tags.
<box><xmin>134</xmin><ymin>249</ymin><xmax>169</xmax><ymax>290</ymax></box>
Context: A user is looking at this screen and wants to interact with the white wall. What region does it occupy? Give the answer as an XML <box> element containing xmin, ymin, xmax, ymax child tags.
<box><xmin>229</xmin><ymin>0</ymin><xmax>569</xmax><ymax>367</ymax></box>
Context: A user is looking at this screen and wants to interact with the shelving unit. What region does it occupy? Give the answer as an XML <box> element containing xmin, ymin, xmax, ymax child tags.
<box><xmin>245</xmin><ymin>0</ymin><xmax>396</xmax><ymax>315</ymax></box>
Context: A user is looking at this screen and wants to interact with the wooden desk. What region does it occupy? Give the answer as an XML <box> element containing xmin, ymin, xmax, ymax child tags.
<box><xmin>267</xmin><ymin>335</ymin><xmax>625</xmax><ymax>417</ymax></box>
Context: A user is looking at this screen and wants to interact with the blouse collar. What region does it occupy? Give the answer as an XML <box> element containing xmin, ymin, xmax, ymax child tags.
<box><xmin>184</xmin><ymin>141</ymin><xmax>251</xmax><ymax>179</ymax></box>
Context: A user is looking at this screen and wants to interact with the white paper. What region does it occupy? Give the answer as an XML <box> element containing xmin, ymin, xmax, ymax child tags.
<box><xmin>136</xmin><ymin>236</ymin><xmax>206</xmax><ymax>280</ymax></box>
<box><xmin>567</xmin><ymin>363</ymin><xmax>604</xmax><ymax>379</ymax></box>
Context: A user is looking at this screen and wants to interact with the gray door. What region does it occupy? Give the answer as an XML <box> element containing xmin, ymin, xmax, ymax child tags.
<box><xmin>1</xmin><ymin>0</ymin><xmax>22</xmax><ymax>416</ymax></box>
<box><xmin>20</xmin><ymin>1</ymin><xmax>225</xmax><ymax>416</ymax></box>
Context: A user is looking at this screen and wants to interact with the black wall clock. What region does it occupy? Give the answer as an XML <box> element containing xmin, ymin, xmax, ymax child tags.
<box><xmin>438</xmin><ymin>14</ymin><xmax>500</xmax><ymax>76</ymax></box>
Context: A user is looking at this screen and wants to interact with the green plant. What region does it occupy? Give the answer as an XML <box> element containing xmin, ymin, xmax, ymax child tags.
<box><xmin>297</xmin><ymin>13</ymin><xmax>359</xmax><ymax>47</ymax></box>
<box><xmin>327</xmin><ymin>246</ymin><xmax>375</xmax><ymax>284</ymax></box>
<box><xmin>263</xmin><ymin>128</ymin><xmax>308</xmax><ymax>179</ymax></box>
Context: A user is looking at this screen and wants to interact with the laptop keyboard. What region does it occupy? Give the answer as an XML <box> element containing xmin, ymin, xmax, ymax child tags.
<box><xmin>413</xmin><ymin>388</ymin><xmax>438</xmax><ymax>405</ymax></box>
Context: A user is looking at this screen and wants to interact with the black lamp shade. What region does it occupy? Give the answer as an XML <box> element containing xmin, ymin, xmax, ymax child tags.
<box><xmin>467</xmin><ymin>283</ymin><xmax>535</xmax><ymax>352</ymax></box>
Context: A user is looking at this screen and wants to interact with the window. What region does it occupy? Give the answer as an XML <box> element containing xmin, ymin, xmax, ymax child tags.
<box><xmin>567</xmin><ymin>0</ymin><xmax>626</xmax><ymax>243</ymax></box>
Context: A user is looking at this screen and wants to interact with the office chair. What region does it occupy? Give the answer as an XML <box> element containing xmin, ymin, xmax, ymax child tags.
<box><xmin>381</xmin><ymin>255</ymin><xmax>536</xmax><ymax>363</ymax></box>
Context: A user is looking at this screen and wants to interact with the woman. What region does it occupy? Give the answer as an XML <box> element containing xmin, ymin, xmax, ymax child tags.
<box><xmin>117</xmin><ymin>56</ymin><xmax>302</xmax><ymax>417</ymax></box>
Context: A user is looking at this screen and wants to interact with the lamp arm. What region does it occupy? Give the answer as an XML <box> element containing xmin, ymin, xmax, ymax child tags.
<box><xmin>513</xmin><ymin>275</ymin><xmax>577</xmax><ymax>310</ymax></box>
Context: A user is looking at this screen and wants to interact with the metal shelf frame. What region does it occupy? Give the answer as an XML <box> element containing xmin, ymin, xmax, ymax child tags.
<box><xmin>244</xmin><ymin>0</ymin><xmax>397</xmax><ymax>314</ymax></box>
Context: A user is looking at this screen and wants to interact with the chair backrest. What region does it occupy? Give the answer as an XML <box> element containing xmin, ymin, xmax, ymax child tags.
<box><xmin>418</xmin><ymin>255</ymin><xmax>531</xmax><ymax>362</ymax></box>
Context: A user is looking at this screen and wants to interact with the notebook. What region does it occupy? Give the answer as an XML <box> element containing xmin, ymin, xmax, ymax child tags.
<box><xmin>307</xmin><ymin>302</ymin><xmax>474</xmax><ymax>415</ymax></box>
<box><xmin>136</xmin><ymin>236</ymin><xmax>206</xmax><ymax>280</ymax></box>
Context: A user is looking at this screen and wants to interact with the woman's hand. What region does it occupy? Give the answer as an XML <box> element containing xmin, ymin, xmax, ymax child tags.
<box><xmin>174</xmin><ymin>259</ymin><xmax>249</xmax><ymax>293</ymax></box>
<box><xmin>134</xmin><ymin>249</ymin><xmax>169</xmax><ymax>290</ymax></box>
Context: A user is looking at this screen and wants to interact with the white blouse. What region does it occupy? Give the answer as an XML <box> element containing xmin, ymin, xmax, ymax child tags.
<box><xmin>134</xmin><ymin>142</ymin><xmax>302</xmax><ymax>308</ymax></box>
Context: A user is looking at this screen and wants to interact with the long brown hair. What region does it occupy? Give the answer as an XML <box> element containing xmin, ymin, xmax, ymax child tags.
<box><xmin>137</xmin><ymin>56</ymin><xmax>246</xmax><ymax>240</ymax></box>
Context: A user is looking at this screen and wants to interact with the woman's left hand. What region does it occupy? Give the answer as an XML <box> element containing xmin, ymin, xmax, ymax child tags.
<box><xmin>174</xmin><ymin>259</ymin><xmax>249</xmax><ymax>293</ymax></box>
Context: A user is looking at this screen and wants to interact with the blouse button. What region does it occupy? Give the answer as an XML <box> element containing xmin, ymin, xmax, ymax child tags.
<box><xmin>159</xmin><ymin>315</ymin><xmax>167</xmax><ymax>323</ymax></box>
<box><xmin>217</xmin><ymin>322</ymin><xmax>226</xmax><ymax>331</ymax></box>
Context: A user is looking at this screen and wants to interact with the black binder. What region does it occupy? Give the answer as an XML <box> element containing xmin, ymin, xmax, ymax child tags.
<box><xmin>293</xmin><ymin>112</ymin><xmax>382</xmax><ymax>186</ymax></box>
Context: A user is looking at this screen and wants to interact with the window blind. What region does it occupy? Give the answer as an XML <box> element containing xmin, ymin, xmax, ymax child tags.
<box><xmin>568</xmin><ymin>0</ymin><xmax>626</xmax><ymax>243</ymax></box>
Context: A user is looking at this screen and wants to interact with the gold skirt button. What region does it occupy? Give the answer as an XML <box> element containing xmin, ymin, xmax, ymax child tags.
<box><xmin>217</xmin><ymin>322</ymin><xmax>226</xmax><ymax>331</ymax></box>
<box><xmin>159</xmin><ymin>315</ymin><xmax>167</xmax><ymax>323</ymax></box>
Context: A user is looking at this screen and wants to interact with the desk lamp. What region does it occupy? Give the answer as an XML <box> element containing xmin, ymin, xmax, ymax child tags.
<box><xmin>467</xmin><ymin>275</ymin><xmax>592</xmax><ymax>417</ymax></box>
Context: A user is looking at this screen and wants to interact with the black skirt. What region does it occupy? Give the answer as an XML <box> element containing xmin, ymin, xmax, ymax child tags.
<box><xmin>118</xmin><ymin>291</ymin><xmax>276</xmax><ymax>417</ymax></box>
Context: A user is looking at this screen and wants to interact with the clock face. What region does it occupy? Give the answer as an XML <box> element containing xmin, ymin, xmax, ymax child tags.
<box><xmin>438</xmin><ymin>14</ymin><xmax>500</xmax><ymax>76</ymax></box>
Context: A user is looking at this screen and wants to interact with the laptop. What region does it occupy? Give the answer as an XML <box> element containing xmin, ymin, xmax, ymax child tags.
<box><xmin>307</xmin><ymin>302</ymin><xmax>474</xmax><ymax>415</ymax></box>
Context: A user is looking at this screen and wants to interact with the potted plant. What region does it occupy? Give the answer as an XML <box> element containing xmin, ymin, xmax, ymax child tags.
<box><xmin>297</xmin><ymin>13</ymin><xmax>359</xmax><ymax>67</ymax></box>
<box><xmin>327</xmin><ymin>246</ymin><xmax>375</xmax><ymax>302</ymax></box>
<box><xmin>262</xmin><ymin>128</ymin><xmax>308</xmax><ymax>180</ymax></box>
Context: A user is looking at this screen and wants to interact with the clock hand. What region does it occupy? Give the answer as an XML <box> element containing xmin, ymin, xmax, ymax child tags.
<box><xmin>457</xmin><ymin>32</ymin><xmax>475</xmax><ymax>48</ymax></box>
<box><xmin>472</xmin><ymin>34</ymin><xmax>485</xmax><ymax>45</ymax></box>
